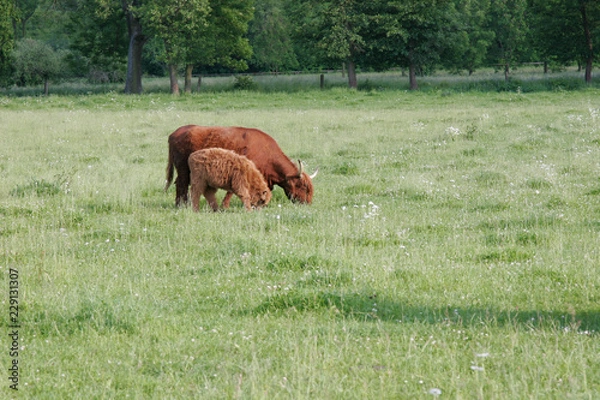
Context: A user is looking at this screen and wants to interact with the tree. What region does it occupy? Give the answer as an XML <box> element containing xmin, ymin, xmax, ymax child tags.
<box><xmin>67</xmin><ymin>0</ymin><xmax>128</xmax><ymax>82</ymax></box>
<box><xmin>321</xmin><ymin>0</ymin><xmax>369</xmax><ymax>88</ymax></box>
<box><xmin>248</xmin><ymin>0</ymin><xmax>298</xmax><ymax>72</ymax></box>
<box><xmin>140</xmin><ymin>0</ymin><xmax>210</xmax><ymax>95</ymax></box>
<box><xmin>0</xmin><ymin>0</ymin><xmax>15</xmax><ymax>86</ymax></box>
<box><xmin>292</xmin><ymin>0</ymin><xmax>368</xmax><ymax>88</ymax></box>
<box><xmin>529</xmin><ymin>0</ymin><xmax>600</xmax><ymax>83</ymax></box>
<box><xmin>442</xmin><ymin>0</ymin><xmax>494</xmax><ymax>75</ymax></box>
<box><xmin>578</xmin><ymin>0</ymin><xmax>599</xmax><ymax>83</ymax></box>
<box><xmin>84</xmin><ymin>0</ymin><xmax>147</xmax><ymax>93</ymax></box>
<box><xmin>184</xmin><ymin>0</ymin><xmax>253</xmax><ymax>93</ymax></box>
<box><xmin>12</xmin><ymin>0</ymin><xmax>38</xmax><ymax>39</ymax></box>
<box><xmin>371</xmin><ymin>0</ymin><xmax>468</xmax><ymax>90</ymax></box>
<box><xmin>486</xmin><ymin>0</ymin><xmax>529</xmax><ymax>82</ymax></box>
<box><xmin>90</xmin><ymin>0</ymin><xmax>250</xmax><ymax>94</ymax></box>
<box><xmin>121</xmin><ymin>0</ymin><xmax>146</xmax><ymax>94</ymax></box>
<box><xmin>13</xmin><ymin>38</ymin><xmax>64</xmax><ymax>94</ymax></box>
<box><xmin>286</xmin><ymin>0</ymin><xmax>327</xmax><ymax>71</ymax></box>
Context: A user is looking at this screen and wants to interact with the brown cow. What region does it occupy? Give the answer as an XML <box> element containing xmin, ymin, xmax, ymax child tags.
<box><xmin>188</xmin><ymin>148</ymin><xmax>271</xmax><ymax>212</ymax></box>
<box><xmin>165</xmin><ymin>125</ymin><xmax>317</xmax><ymax>207</ymax></box>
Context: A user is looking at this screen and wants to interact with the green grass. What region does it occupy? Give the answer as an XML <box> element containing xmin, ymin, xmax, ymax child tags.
<box><xmin>1</xmin><ymin>85</ymin><xmax>599</xmax><ymax>398</ymax></box>
<box><xmin>3</xmin><ymin>65</ymin><xmax>600</xmax><ymax>96</ymax></box>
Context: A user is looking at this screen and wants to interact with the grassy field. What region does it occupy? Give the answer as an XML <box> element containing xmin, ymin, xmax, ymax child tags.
<box><xmin>1</xmin><ymin>84</ymin><xmax>599</xmax><ymax>398</ymax></box>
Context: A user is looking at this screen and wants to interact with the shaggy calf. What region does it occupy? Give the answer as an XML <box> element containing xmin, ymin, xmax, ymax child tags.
<box><xmin>188</xmin><ymin>148</ymin><xmax>272</xmax><ymax>212</ymax></box>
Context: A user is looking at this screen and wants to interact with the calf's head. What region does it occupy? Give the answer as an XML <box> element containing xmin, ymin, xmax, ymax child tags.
<box><xmin>250</xmin><ymin>188</ymin><xmax>272</xmax><ymax>209</ymax></box>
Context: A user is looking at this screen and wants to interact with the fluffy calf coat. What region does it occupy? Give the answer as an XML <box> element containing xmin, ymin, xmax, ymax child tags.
<box><xmin>188</xmin><ymin>148</ymin><xmax>271</xmax><ymax>212</ymax></box>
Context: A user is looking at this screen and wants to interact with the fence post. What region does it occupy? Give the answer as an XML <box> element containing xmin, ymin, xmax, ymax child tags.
<box><xmin>320</xmin><ymin>74</ymin><xmax>324</xmax><ymax>89</ymax></box>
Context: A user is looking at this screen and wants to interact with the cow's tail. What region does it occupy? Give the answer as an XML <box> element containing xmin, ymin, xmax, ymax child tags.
<box><xmin>164</xmin><ymin>145</ymin><xmax>174</xmax><ymax>192</ymax></box>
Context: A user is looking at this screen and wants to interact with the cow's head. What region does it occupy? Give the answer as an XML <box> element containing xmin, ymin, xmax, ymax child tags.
<box><xmin>284</xmin><ymin>160</ymin><xmax>318</xmax><ymax>204</ymax></box>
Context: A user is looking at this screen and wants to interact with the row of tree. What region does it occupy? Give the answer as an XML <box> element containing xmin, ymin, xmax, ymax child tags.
<box><xmin>1</xmin><ymin>0</ymin><xmax>599</xmax><ymax>94</ymax></box>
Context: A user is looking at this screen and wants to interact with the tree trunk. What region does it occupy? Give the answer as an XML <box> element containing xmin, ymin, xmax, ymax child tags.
<box><xmin>168</xmin><ymin>64</ymin><xmax>180</xmax><ymax>95</ymax></box>
<box><xmin>408</xmin><ymin>63</ymin><xmax>418</xmax><ymax>90</ymax></box>
<box><xmin>184</xmin><ymin>64</ymin><xmax>194</xmax><ymax>94</ymax></box>
<box><xmin>585</xmin><ymin>56</ymin><xmax>593</xmax><ymax>83</ymax></box>
<box><xmin>197</xmin><ymin>75</ymin><xmax>202</xmax><ymax>91</ymax></box>
<box><xmin>580</xmin><ymin>1</ymin><xmax>594</xmax><ymax>83</ymax></box>
<box><xmin>504</xmin><ymin>63</ymin><xmax>510</xmax><ymax>83</ymax></box>
<box><xmin>43</xmin><ymin>78</ymin><xmax>49</xmax><ymax>96</ymax></box>
<box><xmin>346</xmin><ymin>60</ymin><xmax>357</xmax><ymax>89</ymax></box>
<box><xmin>123</xmin><ymin>1</ymin><xmax>146</xmax><ymax>94</ymax></box>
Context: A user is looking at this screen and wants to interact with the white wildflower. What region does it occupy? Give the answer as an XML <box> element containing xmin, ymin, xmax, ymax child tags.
<box><xmin>445</xmin><ymin>126</ymin><xmax>461</xmax><ymax>136</ymax></box>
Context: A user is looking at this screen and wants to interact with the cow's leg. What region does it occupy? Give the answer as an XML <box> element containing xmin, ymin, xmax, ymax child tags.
<box><xmin>190</xmin><ymin>176</ymin><xmax>205</xmax><ymax>212</ymax></box>
<box><xmin>204</xmin><ymin>187</ymin><xmax>219</xmax><ymax>211</ymax></box>
<box><xmin>221</xmin><ymin>192</ymin><xmax>234</xmax><ymax>209</ymax></box>
<box><xmin>174</xmin><ymin>162</ymin><xmax>191</xmax><ymax>207</ymax></box>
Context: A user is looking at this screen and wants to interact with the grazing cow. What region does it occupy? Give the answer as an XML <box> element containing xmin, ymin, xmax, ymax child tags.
<box><xmin>165</xmin><ymin>125</ymin><xmax>317</xmax><ymax>207</ymax></box>
<box><xmin>188</xmin><ymin>148</ymin><xmax>272</xmax><ymax>212</ymax></box>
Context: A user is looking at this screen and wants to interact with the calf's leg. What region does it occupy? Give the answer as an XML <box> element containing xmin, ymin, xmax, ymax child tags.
<box><xmin>237</xmin><ymin>189</ymin><xmax>253</xmax><ymax>211</ymax></box>
<box><xmin>221</xmin><ymin>192</ymin><xmax>234</xmax><ymax>209</ymax></box>
<box><xmin>190</xmin><ymin>174</ymin><xmax>206</xmax><ymax>212</ymax></box>
<box><xmin>204</xmin><ymin>187</ymin><xmax>219</xmax><ymax>211</ymax></box>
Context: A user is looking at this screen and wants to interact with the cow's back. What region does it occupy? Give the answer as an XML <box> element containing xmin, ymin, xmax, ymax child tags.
<box><xmin>170</xmin><ymin>125</ymin><xmax>288</xmax><ymax>186</ymax></box>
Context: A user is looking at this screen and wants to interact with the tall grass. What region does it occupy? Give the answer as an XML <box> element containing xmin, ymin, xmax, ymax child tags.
<box><xmin>2</xmin><ymin>66</ymin><xmax>599</xmax><ymax>96</ymax></box>
<box><xmin>0</xmin><ymin>88</ymin><xmax>599</xmax><ymax>398</ymax></box>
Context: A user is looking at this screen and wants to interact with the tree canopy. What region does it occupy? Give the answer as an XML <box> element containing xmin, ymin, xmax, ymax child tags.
<box><xmin>13</xmin><ymin>37</ymin><xmax>65</xmax><ymax>94</ymax></box>
<box><xmin>2</xmin><ymin>0</ymin><xmax>600</xmax><ymax>91</ymax></box>
<box><xmin>0</xmin><ymin>0</ymin><xmax>14</xmax><ymax>86</ymax></box>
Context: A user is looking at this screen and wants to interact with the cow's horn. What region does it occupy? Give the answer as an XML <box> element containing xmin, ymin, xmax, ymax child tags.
<box><xmin>310</xmin><ymin>168</ymin><xmax>319</xmax><ymax>179</ymax></box>
<box><xmin>297</xmin><ymin>159</ymin><xmax>304</xmax><ymax>177</ymax></box>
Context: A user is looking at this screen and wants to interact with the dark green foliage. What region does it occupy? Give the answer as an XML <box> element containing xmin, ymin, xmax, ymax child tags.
<box><xmin>12</xmin><ymin>38</ymin><xmax>66</xmax><ymax>88</ymax></box>
<box><xmin>0</xmin><ymin>0</ymin><xmax>14</xmax><ymax>87</ymax></box>
<box><xmin>5</xmin><ymin>0</ymin><xmax>600</xmax><ymax>89</ymax></box>
<box><xmin>249</xmin><ymin>0</ymin><xmax>299</xmax><ymax>72</ymax></box>
<box><xmin>188</xmin><ymin>0</ymin><xmax>253</xmax><ymax>73</ymax></box>
<box><xmin>529</xmin><ymin>0</ymin><xmax>600</xmax><ymax>83</ymax></box>
<box><xmin>233</xmin><ymin>75</ymin><xmax>257</xmax><ymax>90</ymax></box>
<box><xmin>66</xmin><ymin>0</ymin><xmax>128</xmax><ymax>82</ymax></box>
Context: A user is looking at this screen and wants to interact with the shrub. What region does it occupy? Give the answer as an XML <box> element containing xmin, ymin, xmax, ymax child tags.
<box><xmin>233</xmin><ymin>75</ymin><xmax>257</xmax><ymax>90</ymax></box>
<box><xmin>12</xmin><ymin>39</ymin><xmax>67</xmax><ymax>94</ymax></box>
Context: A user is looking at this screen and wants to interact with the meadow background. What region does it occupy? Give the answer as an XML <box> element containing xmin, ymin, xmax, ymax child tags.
<box><xmin>1</xmin><ymin>72</ymin><xmax>599</xmax><ymax>398</ymax></box>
